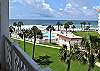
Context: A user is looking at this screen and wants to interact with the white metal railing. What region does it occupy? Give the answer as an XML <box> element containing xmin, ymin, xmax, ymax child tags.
<box><xmin>1</xmin><ymin>36</ymin><xmax>43</xmax><ymax>71</ymax></box>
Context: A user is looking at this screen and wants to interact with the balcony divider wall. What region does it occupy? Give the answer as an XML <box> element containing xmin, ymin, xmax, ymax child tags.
<box><xmin>0</xmin><ymin>0</ymin><xmax>9</xmax><ymax>71</ymax></box>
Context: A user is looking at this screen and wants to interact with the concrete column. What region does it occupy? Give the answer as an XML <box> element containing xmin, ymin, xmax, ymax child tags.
<box><xmin>0</xmin><ymin>0</ymin><xmax>9</xmax><ymax>70</ymax></box>
<box><xmin>96</xmin><ymin>9</ymin><xmax>100</xmax><ymax>34</ymax></box>
<box><xmin>98</xmin><ymin>13</ymin><xmax>100</xmax><ymax>33</ymax></box>
<box><xmin>0</xmin><ymin>0</ymin><xmax>9</xmax><ymax>37</ymax></box>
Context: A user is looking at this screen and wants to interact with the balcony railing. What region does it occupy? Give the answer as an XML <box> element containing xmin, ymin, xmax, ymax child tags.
<box><xmin>0</xmin><ymin>36</ymin><xmax>45</xmax><ymax>71</ymax></box>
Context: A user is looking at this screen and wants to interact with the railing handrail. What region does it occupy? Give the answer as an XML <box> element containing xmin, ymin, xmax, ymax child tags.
<box><xmin>12</xmin><ymin>45</ymin><xmax>41</xmax><ymax>71</ymax></box>
<box><xmin>3</xmin><ymin>35</ymin><xmax>42</xmax><ymax>71</ymax></box>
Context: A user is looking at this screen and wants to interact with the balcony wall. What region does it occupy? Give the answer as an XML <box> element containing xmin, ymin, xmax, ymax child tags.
<box><xmin>0</xmin><ymin>0</ymin><xmax>9</xmax><ymax>37</ymax></box>
<box><xmin>0</xmin><ymin>0</ymin><xmax>9</xmax><ymax>70</ymax></box>
<box><xmin>98</xmin><ymin>13</ymin><xmax>100</xmax><ymax>33</ymax></box>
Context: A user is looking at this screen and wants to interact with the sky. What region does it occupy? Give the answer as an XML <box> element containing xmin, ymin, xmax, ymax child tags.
<box><xmin>9</xmin><ymin>0</ymin><xmax>100</xmax><ymax>20</ymax></box>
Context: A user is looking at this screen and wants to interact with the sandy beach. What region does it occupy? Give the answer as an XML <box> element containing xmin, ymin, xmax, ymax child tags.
<box><xmin>13</xmin><ymin>25</ymin><xmax>97</xmax><ymax>32</ymax></box>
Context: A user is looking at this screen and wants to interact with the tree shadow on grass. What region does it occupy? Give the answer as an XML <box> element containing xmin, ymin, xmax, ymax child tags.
<box><xmin>34</xmin><ymin>55</ymin><xmax>53</xmax><ymax>66</ymax></box>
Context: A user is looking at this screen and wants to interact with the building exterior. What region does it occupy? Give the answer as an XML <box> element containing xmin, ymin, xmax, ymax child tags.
<box><xmin>96</xmin><ymin>8</ymin><xmax>100</xmax><ymax>33</ymax></box>
<box><xmin>56</xmin><ymin>33</ymin><xmax>82</xmax><ymax>46</ymax></box>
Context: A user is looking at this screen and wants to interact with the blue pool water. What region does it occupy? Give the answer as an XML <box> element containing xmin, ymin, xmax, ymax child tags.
<box><xmin>43</xmin><ymin>32</ymin><xmax>55</xmax><ymax>39</ymax></box>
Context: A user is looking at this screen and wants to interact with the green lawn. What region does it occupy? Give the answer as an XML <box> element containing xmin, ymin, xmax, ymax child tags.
<box><xmin>15</xmin><ymin>39</ymin><xmax>100</xmax><ymax>71</ymax></box>
<box><xmin>73</xmin><ymin>31</ymin><xmax>100</xmax><ymax>38</ymax></box>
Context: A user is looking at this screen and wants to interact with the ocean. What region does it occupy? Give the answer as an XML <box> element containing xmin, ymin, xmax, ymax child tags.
<box><xmin>9</xmin><ymin>19</ymin><xmax>98</xmax><ymax>28</ymax></box>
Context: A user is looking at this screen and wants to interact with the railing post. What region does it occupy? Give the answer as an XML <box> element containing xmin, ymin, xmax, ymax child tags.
<box><xmin>0</xmin><ymin>36</ymin><xmax>6</xmax><ymax>71</ymax></box>
<box><xmin>11</xmin><ymin>45</ymin><xmax>15</xmax><ymax>71</ymax></box>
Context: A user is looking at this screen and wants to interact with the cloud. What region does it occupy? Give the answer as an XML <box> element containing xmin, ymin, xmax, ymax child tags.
<box><xmin>10</xmin><ymin>0</ymin><xmax>57</xmax><ymax>19</ymax></box>
<box><xmin>61</xmin><ymin>0</ymin><xmax>98</xmax><ymax>20</ymax></box>
<box><xmin>9</xmin><ymin>0</ymin><xmax>99</xmax><ymax>20</ymax></box>
<box><xmin>59</xmin><ymin>8</ymin><xmax>63</xmax><ymax>11</ymax></box>
<box><xmin>83</xmin><ymin>6</ymin><xmax>87</xmax><ymax>9</ymax></box>
<box><xmin>42</xmin><ymin>3</ymin><xmax>52</xmax><ymax>11</ymax></box>
<box><xmin>65</xmin><ymin>3</ymin><xmax>72</xmax><ymax>8</ymax></box>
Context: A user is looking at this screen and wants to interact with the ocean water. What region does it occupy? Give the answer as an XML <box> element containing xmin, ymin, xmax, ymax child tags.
<box><xmin>9</xmin><ymin>19</ymin><xmax>98</xmax><ymax>28</ymax></box>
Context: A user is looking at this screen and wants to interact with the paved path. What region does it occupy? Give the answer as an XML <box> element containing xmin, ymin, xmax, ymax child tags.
<box><xmin>95</xmin><ymin>62</ymin><xmax>100</xmax><ymax>67</ymax></box>
<box><xmin>36</xmin><ymin>44</ymin><xmax>60</xmax><ymax>49</ymax></box>
<box><xmin>12</xmin><ymin>37</ymin><xmax>100</xmax><ymax>68</ymax></box>
<box><xmin>13</xmin><ymin>37</ymin><xmax>60</xmax><ymax>49</ymax></box>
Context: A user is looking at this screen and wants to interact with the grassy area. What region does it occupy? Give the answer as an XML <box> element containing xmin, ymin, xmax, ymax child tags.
<box><xmin>15</xmin><ymin>39</ymin><xmax>100</xmax><ymax>71</ymax></box>
<box><xmin>73</xmin><ymin>31</ymin><xmax>100</xmax><ymax>38</ymax></box>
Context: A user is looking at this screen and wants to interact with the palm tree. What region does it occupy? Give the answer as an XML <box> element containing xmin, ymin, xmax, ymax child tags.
<box><xmin>13</xmin><ymin>22</ymin><xmax>17</xmax><ymax>33</ymax></box>
<box><xmin>31</xmin><ymin>26</ymin><xmax>43</xmax><ymax>59</ymax></box>
<box><xmin>64</xmin><ymin>22</ymin><xmax>70</xmax><ymax>33</ymax></box>
<box><xmin>59</xmin><ymin>45</ymin><xmax>69</xmax><ymax>71</ymax></box>
<box><xmin>81</xmin><ymin>21</ymin><xmax>87</xmax><ymax>31</ymax></box>
<box><xmin>88</xmin><ymin>22</ymin><xmax>91</xmax><ymax>30</ymax></box>
<box><xmin>21</xmin><ymin>29</ymin><xmax>30</xmax><ymax>52</ymax></box>
<box><xmin>67</xmin><ymin>42</ymin><xmax>72</xmax><ymax>71</ymax></box>
<box><xmin>68</xmin><ymin>21</ymin><xmax>73</xmax><ymax>25</ymax></box>
<box><xmin>13</xmin><ymin>22</ymin><xmax>17</xmax><ymax>29</ymax></box>
<box><xmin>60</xmin><ymin>24</ymin><xmax>63</xmax><ymax>31</ymax></box>
<box><xmin>59</xmin><ymin>43</ymin><xmax>79</xmax><ymax>71</ymax></box>
<box><xmin>59</xmin><ymin>35</ymin><xmax>100</xmax><ymax>71</ymax></box>
<box><xmin>80</xmin><ymin>35</ymin><xmax>100</xmax><ymax>71</ymax></box>
<box><xmin>46</xmin><ymin>25</ymin><xmax>55</xmax><ymax>43</ymax></box>
<box><xmin>85</xmin><ymin>26</ymin><xmax>90</xmax><ymax>31</ymax></box>
<box><xmin>71</xmin><ymin>25</ymin><xmax>76</xmax><ymax>32</ymax></box>
<box><xmin>80</xmin><ymin>22</ymin><xmax>83</xmax><ymax>31</ymax></box>
<box><xmin>9</xmin><ymin>26</ymin><xmax>15</xmax><ymax>37</ymax></box>
<box><xmin>18</xmin><ymin>21</ymin><xmax>24</xmax><ymax>31</ymax></box>
<box><xmin>56</xmin><ymin>21</ymin><xmax>62</xmax><ymax>31</ymax></box>
<box><xmin>28</xmin><ymin>29</ymin><xmax>33</xmax><ymax>41</ymax></box>
<box><xmin>81</xmin><ymin>35</ymin><xmax>94</xmax><ymax>71</ymax></box>
<box><xmin>88</xmin><ymin>22</ymin><xmax>91</xmax><ymax>27</ymax></box>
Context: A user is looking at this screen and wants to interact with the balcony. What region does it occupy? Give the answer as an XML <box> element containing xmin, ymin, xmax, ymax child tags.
<box><xmin>0</xmin><ymin>0</ymin><xmax>51</xmax><ymax>71</ymax></box>
<box><xmin>0</xmin><ymin>35</ymin><xmax>48</xmax><ymax>71</ymax></box>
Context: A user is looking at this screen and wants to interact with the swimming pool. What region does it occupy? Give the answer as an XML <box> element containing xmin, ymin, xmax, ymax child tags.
<box><xmin>43</xmin><ymin>32</ymin><xmax>55</xmax><ymax>39</ymax></box>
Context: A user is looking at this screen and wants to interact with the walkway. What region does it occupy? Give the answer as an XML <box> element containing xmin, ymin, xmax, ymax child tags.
<box><xmin>95</xmin><ymin>62</ymin><xmax>100</xmax><ymax>67</ymax></box>
<box><xmin>13</xmin><ymin>37</ymin><xmax>60</xmax><ymax>49</ymax></box>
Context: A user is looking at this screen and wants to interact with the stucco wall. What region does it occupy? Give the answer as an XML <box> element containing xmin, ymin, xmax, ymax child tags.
<box><xmin>0</xmin><ymin>0</ymin><xmax>9</xmax><ymax>37</ymax></box>
<box><xmin>98</xmin><ymin>13</ymin><xmax>100</xmax><ymax>33</ymax></box>
<box><xmin>0</xmin><ymin>0</ymin><xmax>9</xmax><ymax>66</ymax></box>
